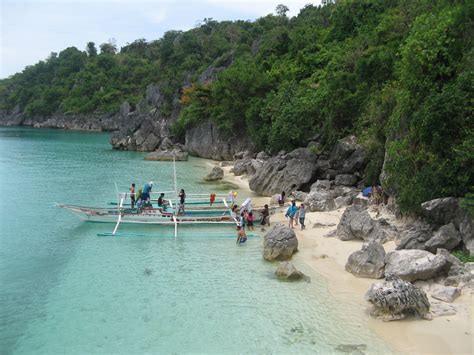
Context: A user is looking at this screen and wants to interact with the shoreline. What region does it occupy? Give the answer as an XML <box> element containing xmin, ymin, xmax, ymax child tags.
<box><xmin>216</xmin><ymin>163</ymin><xmax>473</xmax><ymax>354</ymax></box>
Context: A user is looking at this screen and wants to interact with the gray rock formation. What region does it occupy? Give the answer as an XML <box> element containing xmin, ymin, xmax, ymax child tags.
<box><xmin>384</xmin><ymin>250</ymin><xmax>447</xmax><ymax>282</ymax></box>
<box><xmin>396</xmin><ymin>222</ymin><xmax>433</xmax><ymax>251</ymax></box>
<box><xmin>430</xmin><ymin>285</ymin><xmax>460</xmax><ymax>303</ymax></box>
<box><xmin>424</xmin><ymin>223</ymin><xmax>462</xmax><ymax>253</ymax></box>
<box><xmin>365</xmin><ymin>274</ymin><xmax>431</xmax><ymax>321</ymax></box>
<box><xmin>185</xmin><ymin>121</ymin><xmax>254</xmax><ymax>160</ymax></box>
<box><xmin>430</xmin><ymin>302</ymin><xmax>457</xmax><ymax>317</ymax></box>
<box><xmin>263</xmin><ymin>224</ymin><xmax>298</xmax><ymax>261</ymax></box>
<box><xmin>328</xmin><ymin>135</ymin><xmax>366</xmax><ymax>176</ymax></box>
<box><xmin>144</xmin><ymin>148</ymin><xmax>188</xmax><ymax>161</ymax></box>
<box><xmin>421</xmin><ymin>197</ymin><xmax>473</xmax><ymax>255</ymax></box>
<box><xmin>291</xmin><ymin>191</ymin><xmax>308</xmax><ymax>201</ymax></box>
<box><xmin>334</xmin><ymin>195</ymin><xmax>353</xmax><ymax>209</ymax></box>
<box><xmin>336</xmin><ymin>206</ymin><xmax>375</xmax><ymax>241</ymax></box>
<box><xmin>311</xmin><ymin>179</ymin><xmax>332</xmax><ymax>191</ymax></box>
<box><xmin>249</xmin><ymin>148</ymin><xmax>318</xmax><ymax>196</ymax></box>
<box><xmin>345</xmin><ymin>242</ymin><xmax>386</xmax><ymax>279</ymax></box>
<box><xmin>304</xmin><ymin>190</ymin><xmax>336</xmax><ymax>212</ymax></box>
<box><xmin>275</xmin><ymin>261</ymin><xmax>306</xmax><ymax>280</ymax></box>
<box><xmin>204</xmin><ymin>166</ymin><xmax>224</xmax><ymax>181</ymax></box>
<box><xmin>334</xmin><ymin>174</ymin><xmax>358</xmax><ymax>187</ymax></box>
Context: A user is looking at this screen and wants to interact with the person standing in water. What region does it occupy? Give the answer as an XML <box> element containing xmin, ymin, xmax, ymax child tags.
<box><xmin>129</xmin><ymin>183</ymin><xmax>136</xmax><ymax>209</ymax></box>
<box><xmin>236</xmin><ymin>225</ymin><xmax>247</xmax><ymax>244</ymax></box>
<box><xmin>260</xmin><ymin>204</ymin><xmax>270</xmax><ymax>226</ymax></box>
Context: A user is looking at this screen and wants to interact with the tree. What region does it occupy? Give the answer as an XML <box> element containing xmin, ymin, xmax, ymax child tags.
<box><xmin>100</xmin><ymin>39</ymin><xmax>117</xmax><ymax>54</ymax></box>
<box><xmin>86</xmin><ymin>42</ymin><xmax>97</xmax><ymax>57</ymax></box>
<box><xmin>276</xmin><ymin>4</ymin><xmax>289</xmax><ymax>17</ymax></box>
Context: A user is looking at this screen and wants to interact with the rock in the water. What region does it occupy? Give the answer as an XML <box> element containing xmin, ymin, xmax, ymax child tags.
<box><xmin>430</xmin><ymin>285</ymin><xmax>460</xmax><ymax>303</ymax></box>
<box><xmin>335</xmin><ymin>174</ymin><xmax>358</xmax><ymax>187</ymax></box>
<box><xmin>263</xmin><ymin>224</ymin><xmax>298</xmax><ymax>261</ymax></box>
<box><xmin>204</xmin><ymin>166</ymin><xmax>224</xmax><ymax>181</ymax></box>
<box><xmin>345</xmin><ymin>242</ymin><xmax>386</xmax><ymax>279</ymax></box>
<box><xmin>144</xmin><ymin>149</ymin><xmax>189</xmax><ymax>161</ymax></box>
<box><xmin>365</xmin><ymin>274</ymin><xmax>431</xmax><ymax>321</ymax></box>
<box><xmin>304</xmin><ymin>190</ymin><xmax>335</xmax><ymax>212</ymax></box>
<box><xmin>334</xmin><ymin>344</ymin><xmax>367</xmax><ymax>355</ymax></box>
<box><xmin>425</xmin><ymin>223</ymin><xmax>462</xmax><ymax>252</ymax></box>
<box><xmin>336</xmin><ymin>206</ymin><xmax>375</xmax><ymax>241</ymax></box>
<box><xmin>384</xmin><ymin>250</ymin><xmax>448</xmax><ymax>282</ymax></box>
<box><xmin>275</xmin><ymin>261</ymin><xmax>305</xmax><ymax>280</ymax></box>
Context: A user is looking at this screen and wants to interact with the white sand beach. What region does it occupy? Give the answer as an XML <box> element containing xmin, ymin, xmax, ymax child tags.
<box><xmin>217</xmin><ymin>163</ymin><xmax>473</xmax><ymax>354</ymax></box>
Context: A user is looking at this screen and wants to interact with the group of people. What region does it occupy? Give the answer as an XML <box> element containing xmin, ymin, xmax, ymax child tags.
<box><xmin>233</xmin><ymin>202</ymin><xmax>271</xmax><ymax>244</ymax></box>
<box><xmin>285</xmin><ymin>200</ymin><xmax>306</xmax><ymax>230</ymax></box>
<box><xmin>128</xmin><ymin>182</ymin><xmax>187</xmax><ymax>213</ymax></box>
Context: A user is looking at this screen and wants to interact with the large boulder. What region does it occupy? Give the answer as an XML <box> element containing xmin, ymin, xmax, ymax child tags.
<box><xmin>232</xmin><ymin>158</ymin><xmax>252</xmax><ymax>176</ymax></box>
<box><xmin>384</xmin><ymin>250</ymin><xmax>448</xmax><ymax>282</ymax></box>
<box><xmin>365</xmin><ymin>274</ymin><xmax>431</xmax><ymax>321</ymax></box>
<box><xmin>424</xmin><ymin>223</ymin><xmax>462</xmax><ymax>253</ymax></box>
<box><xmin>334</xmin><ymin>174</ymin><xmax>358</xmax><ymax>187</ymax></box>
<box><xmin>336</xmin><ymin>206</ymin><xmax>375</xmax><ymax>241</ymax></box>
<box><xmin>304</xmin><ymin>190</ymin><xmax>336</xmax><ymax>212</ymax></box>
<box><xmin>421</xmin><ymin>197</ymin><xmax>473</xmax><ymax>255</ymax></box>
<box><xmin>249</xmin><ymin>148</ymin><xmax>318</xmax><ymax>196</ymax></box>
<box><xmin>204</xmin><ymin>166</ymin><xmax>224</xmax><ymax>181</ymax></box>
<box><xmin>275</xmin><ymin>262</ymin><xmax>306</xmax><ymax>280</ymax></box>
<box><xmin>263</xmin><ymin>224</ymin><xmax>298</xmax><ymax>261</ymax></box>
<box><xmin>396</xmin><ymin>222</ymin><xmax>433</xmax><ymax>250</ymax></box>
<box><xmin>329</xmin><ymin>135</ymin><xmax>366</xmax><ymax>175</ymax></box>
<box><xmin>430</xmin><ymin>285</ymin><xmax>461</xmax><ymax>303</ymax></box>
<box><xmin>345</xmin><ymin>242</ymin><xmax>386</xmax><ymax>279</ymax></box>
<box><xmin>310</xmin><ymin>179</ymin><xmax>332</xmax><ymax>191</ymax></box>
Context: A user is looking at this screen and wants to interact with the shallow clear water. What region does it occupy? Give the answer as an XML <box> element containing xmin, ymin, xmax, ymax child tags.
<box><xmin>0</xmin><ymin>127</ymin><xmax>391</xmax><ymax>354</ymax></box>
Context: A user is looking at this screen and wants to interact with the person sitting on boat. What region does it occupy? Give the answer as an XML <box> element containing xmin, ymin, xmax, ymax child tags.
<box><xmin>236</xmin><ymin>225</ymin><xmax>247</xmax><ymax>244</ymax></box>
<box><xmin>157</xmin><ymin>193</ymin><xmax>169</xmax><ymax>210</ymax></box>
<box><xmin>178</xmin><ymin>189</ymin><xmax>186</xmax><ymax>215</ymax></box>
<box><xmin>142</xmin><ymin>181</ymin><xmax>153</xmax><ymax>202</ymax></box>
<box><xmin>129</xmin><ymin>183</ymin><xmax>136</xmax><ymax>209</ymax></box>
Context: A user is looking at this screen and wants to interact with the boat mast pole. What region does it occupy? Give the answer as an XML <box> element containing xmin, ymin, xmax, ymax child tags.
<box><xmin>173</xmin><ymin>156</ymin><xmax>178</xmax><ymax>238</ymax></box>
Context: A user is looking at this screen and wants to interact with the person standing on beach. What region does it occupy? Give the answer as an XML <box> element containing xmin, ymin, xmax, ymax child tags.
<box><xmin>285</xmin><ymin>201</ymin><xmax>297</xmax><ymax>229</ymax></box>
<box><xmin>129</xmin><ymin>183</ymin><xmax>136</xmax><ymax>209</ymax></box>
<box><xmin>278</xmin><ymin>191</ymin><xmax>286</xmax><ymax>206</ymax></box>
<box><xmin>299</xmin><ymin>204</ymin><xmax>306</xmax><ymax>230</ymax></box>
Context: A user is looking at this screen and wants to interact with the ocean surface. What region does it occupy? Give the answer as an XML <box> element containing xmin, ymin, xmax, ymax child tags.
<box><xmin>0</xmin><ymin>127</ymin><xmax>391</xmax><ymax>354</ymax></box>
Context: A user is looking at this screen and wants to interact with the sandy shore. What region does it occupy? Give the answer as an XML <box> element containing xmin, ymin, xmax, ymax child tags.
<box><xmin>215</xmin><ymin>162</ymin><xmax>473</xmax><ymax>354</ymax></box>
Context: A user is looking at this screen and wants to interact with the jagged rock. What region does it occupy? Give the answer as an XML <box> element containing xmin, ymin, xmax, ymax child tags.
<box><xmin>310</xmin><ymin>180</ymin><xmax>332</xmax><ymax>191</ymax></box>
<box><xmin>431</xmin><ymin>285</ymin><xmax>460</xmax><ymax>303</ymax></box>
<box><xmin>335</xmin><ymin>195</ymin><xmax>353</xmax><ymax>209</ymax></box>
<box><xmin>158</xmin><ymin>136</ymin><xmax>174</xmax><ymax>151</ymax></box>
<box><xmin>204</xmin><ymin>166</ymin><xmax>224</xmax><ymax>181</ymax></box>
<box><xmin>249</xmin><ymin>148</ymin><xmax>318</xmax><ymax>196</ymax></box>
<box><xmin>304</xmin><ymin>191</ymin><xmax>336</xmax><ymax>212</ymax></box>
<box><xmin>232</xmin><ymin>158</ymin><xmax>252</xmax><ymax>176</ymax></box>
<box><xmin>144</xmin><ymin>149</ymin><xmax>188</xmax><ymax>161</ymax></box>
<box><xmin>352</xmin><ymin>194</ymin><xmax>369</xmax><ymax>207</ymax></box>
<box><xmin>256</xmin><ymin>151</ymin><xmax>270</xmax><ymax>160</ymax></box>
<box><xmin>396</xmin><ymin>221</ymin><xmax>433</xmax><ymax>250</ymax></box>
<box><xmin>263</xmin><ymin>224</ymin><xmax>298</xmax><ymax>261</ymax></box>
<box><xmin>329</xmin><ymin>135</ymin><xmax>366</xmax><ymax>174</ymax></box>
<box><xmin>365</xmin><ymin>274</ymin><xmax>431</xmax><ymax>321</ymax></box>
<box><xmin>332</xmin><ymin>186</ymin><xmax>358</xmax><ymax>199</ymax></box>
<box><xmin>345</xmin><ymin>242</ymin><xmax>386</xmax><ymax>279</ymax></box>
<box><xmin>275</xmin><ymin>261</ymin><xmax>305</xmax><ymax>280</ymax></box>
<box><xmin>384</xmin><ymin>250</ymin><xmax>447</xmax><ymax>282</ymax></box>
<box><xmin>337</xmin><ymin>206</ymin><xmax>375</xmax><ymax>241</ymax></box>
<box><xmin>335</xmin><ymin>174</ymin><xmax>358</xmax><ymax>187</ymax></box>
<box><xmin>291</xmin><ymin>191</ymin><xmax>308</xmax><ymax>202</ymax></box>
<box><xmin>425</xmin><ymin>223</ymin><xmax>462</xmax><ymax>252</ymax></box>
<box><xmin>247</xmin><ymin>159</ymin><xmax>263</xmax><ymax>176</ymax></box>
<box><xmin>220</xmin><ymin>161</ymin><xmax>234</xmax><ymax>167</ymax></box>
<box><xmin>430</xmin><ymin>301</ymin><xmax>457</xmax><ymax>317</ymax></box>
<box><xmin>421</xmin><ymin>197</ymin><xmax>473</xmax><ymax>255</ymax></box>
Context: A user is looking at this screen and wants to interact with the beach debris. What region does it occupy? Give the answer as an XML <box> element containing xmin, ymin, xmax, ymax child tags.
<box><xmin>204</xmin><ymin>166</ymin><xmax>224</xmax><ymax>181</ymax></box>
<box><xmin>345</xmin><ymin>242</ymin><xmax>386</xmax><ymax>279</ymax></box>
<box><xmin>275</xmin><ymin>261</ymin><xmax>306</xmax><ymax>281</ymax></box>
<box><xmin>384</xmin><ymin>249</ymin><xmax>447</xmax><ymax>282</ymax></box>
<box><xmin>365</xmin><ymin>274</ymin><xmax>432</xmax><ymax>321</ymax></box>
<box><xmin>335</xmin><ymin>344</ymin><xmax>367</xmax><ymax>354</ymax></box>
<box><xmin>263</xmin><ymin>224</ymin><xmax>298</xmax><ymax>261</ymax></box>
<box><xmin>430</xmin><ymin>285</ymin><xmax>461</xmax><ymax>303</ymax></box>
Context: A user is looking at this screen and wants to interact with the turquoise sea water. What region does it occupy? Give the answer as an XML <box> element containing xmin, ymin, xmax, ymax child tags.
<box><xmin>0</xmin><ymin>127</ymin><xmax>391</xmax><ymax>354</ymax></box>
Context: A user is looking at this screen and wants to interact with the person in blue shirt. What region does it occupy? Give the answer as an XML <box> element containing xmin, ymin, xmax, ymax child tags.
<box><xmin>285</xmin><ymin>201</ymin><xmax>298</xmax><ymax>229</ymax></box>
<box><xmin>299</xmin><ymin>203</ymin><xmax>306</xmax><ymax>230</ymax></box>
<box><xmin>142</xmin><ymin>181</ymin><xmax>153</xmax><ymax>202</ymax></box>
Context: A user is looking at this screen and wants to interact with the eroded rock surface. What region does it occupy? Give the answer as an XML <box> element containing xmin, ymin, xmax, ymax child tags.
<box><xmin>384</xmin><ymin>250</ymin><xmax>447</xmax><ymax>282</ymax></box>
<box><xmin>263</xmin><ymin>224</ymin><xmax>298</xmax><ymax>261</ymax></box>
<box><xmin>275</xmin><ymin>261</ymin><xmax>305</xmax><ymax>280</ymax></box>
<box><xmin>345</xmin><ymin>242</ymin><xmax>386</xmax><ymax>279</ymax></box>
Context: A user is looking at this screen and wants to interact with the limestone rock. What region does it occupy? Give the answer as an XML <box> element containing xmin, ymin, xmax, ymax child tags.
<box><xmin>291</xmin><ymin>191</ymin><xmax>308</xmax><ymax>202</ymax></box>
<box><xmin>337</xmin><ymin>206</ymin><xmax>375</xmax><ymax>241</ymax></box>
<box><xmin>425</xmin><ymin>223</ymin><xmax>462</xmax><ymax>252</ymax></box>
<box><xmin>345</xmin><ymin>242</ymin><xmax>386</xmax><ymax>279</ymax></box>
<box><xmin>329</xmin><ymin>135</ymin><xmax>366</xmax><ymax>175</ymax></box>
<box><xmin>232</xmin><ymin>158</ymin><xmax>252</xmax><ymax>176</ymax></box>
<box><xmin>263</xmin><ymin>224</ymin><xmax>298</xmax><ymax>261</ymax></box>
<box><xmin>275</xmin><ymin>261</ymin><xmax>305</xmax><ymax>280</ymax></box>
<box><xmin>365</xmin><ymin>274</ymin><xmax>431</xmax><ymax>321</ymax></box>
<box><xmin>144</xmin><ymin>149</ymin><xmax>188</xmax><ymax>161</ymax></box>
<box><xmin>335</xmin><ymin>174</ymin><xmax>358</xmax><ymax>187</ymax></box>
<box><xmin>430</xmin><ymin>301</ymin><xmax>457</xmax><ymax>317</ymax></box>
<box><xmin>304</xmin><ymin>190</ymin><xmax>336</xmax><ymax>212</ymax></box>
<box><xmin>310</xmin><ymin>180</ymin><xmax>332</xmax><ymax>191</ymax></box>
<box><xmin>430</xmin><ymin>285</ymin><xmax>460</xmax><ymax>303</ymax></box>
<box><xmin>204</xmin><ymin>166</ymin><xmax>224</xmax><ymax>181</ymax></box>
<box><xmin>384</xmin><ymin>250</ymin><xmax>448</xmax><ymax>282</ymax></box>
<box><xmin>335</xmin><ymin>195</ymin><xmax>353</xmax><ymax>209</ymax></box>
<box><xmin>396</xmin><ymin>222</ymin><xmax>433</xmax><ymax>250</ymax></box>
<box><xmin>256</xmin><ymin>151</ymin><xmax>270</xmax><ymax>160</ymax></box>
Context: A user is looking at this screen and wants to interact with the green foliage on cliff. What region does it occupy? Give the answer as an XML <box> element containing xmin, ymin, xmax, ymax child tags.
<box><xmin>1</xmin><ymin>0</ymin><xmax>472</xmax><ymax>213</ymax></box>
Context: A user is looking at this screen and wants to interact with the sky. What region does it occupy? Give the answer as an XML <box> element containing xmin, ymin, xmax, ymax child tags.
<box><xmin>0</xmin><ymin>0</ymin><xmax>321</xmax><ymax>79</ymax></box>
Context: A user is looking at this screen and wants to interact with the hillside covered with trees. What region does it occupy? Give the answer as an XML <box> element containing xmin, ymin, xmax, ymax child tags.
<box><xmin>0</xmin><ymin>0</ymin><xmax>472</xmax><ymax>213</ymax></box>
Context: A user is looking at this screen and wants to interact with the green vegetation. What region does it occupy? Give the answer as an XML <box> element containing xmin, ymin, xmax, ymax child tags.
<box><xmin>452</xmin><ymin>250</ymin><xmax>474</xmax><ymax>263</ymax></box>
<box><xmin>0</xmin><ymin>0</ymin><xmax>472</xmax><ymax>213</ymax></box>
